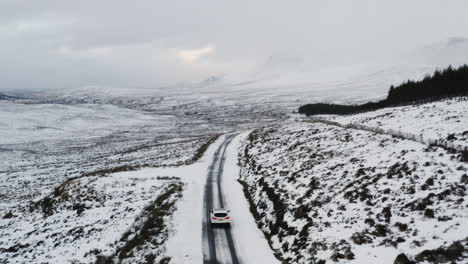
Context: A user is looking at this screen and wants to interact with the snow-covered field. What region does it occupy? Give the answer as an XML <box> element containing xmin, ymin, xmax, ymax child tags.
<box><xmin>0</xmin><ymin>99</ymin><xmax>226</xmax><ymax>263</ymax></box>
<box><xmin>321</xmin><ymin>99</ymin><xmax>468</xmax><ymax>150</ymax></box>
<box><xmin>0</xmin><ymin>71</ymin><xmax>298</xmax><ymax>263</ymax></box>
<box><xmin>1</xmin><ymin>34</ymin><xmax>468</xmax><ymax>264</ymax></box>
<box><xmin>0</xmin><ymin>101</ymin><xmax>219</xmax><ymax>206</ymax></box>
<box><xmin>0</xmin><ymin>89</ymin><xmax>285</xmax><ymax>263</ymax></box>
<box><xmin>0</xmin><ymin>101</ymin><xmax>177</xmax><ymax>145</ymax></box>
<box><xmin>239</xmin><ymin>122</ymin><xmax>468</xmax><ymax>263</ymax></box>
<box><xmin>0</xmin><ymin>173</ymin><xmax>182</xmax><ymax>264</ymax></box>
<box><xmin>1</xmin><ymin>43</ymin><xmax>467</xmax><ymax>262</ymax></box>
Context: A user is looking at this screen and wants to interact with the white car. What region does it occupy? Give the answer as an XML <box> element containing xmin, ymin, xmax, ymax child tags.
<box><xmin>210</xmin><ymin>208</ymin><xmax>231</xmax><ymax>226</ymax></box>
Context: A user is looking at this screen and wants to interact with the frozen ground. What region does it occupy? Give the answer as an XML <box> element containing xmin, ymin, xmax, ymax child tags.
<box><xmin>222</xmin><ymin>132</ymin><xmax>280</xmax><ymax>264</ymax></box>
<box><xmin>1</xmin><ymin>37</ymin><xmax>467</xmax><ymax>263</ymax></box>
<box><xmin>0</xmin><ymin>99</ymin><xmax>233</xmax><ymax>263</ymax></box>
<box><xmin>322</xmin><ymin>99</ymin><xmax>468</xmax><ymax>149</ymax></box>
<box><xmin>0</xmin><ymin>133</ymin><xmax>224</xmax><ymax>263</ymax></box>
<box><xmin>0</xmin><ymin>106</ymin><xmax>281</xmax><ymax>264</ymax></box>
<box><xmin>0</xmin><ymin>72</ymin><xmax>298</xmax><ymax>207</ymax></box>
<box><xmin>2</xmin><ymin>96</ymin><xmax>467</xmax><ymax>263</ymax></box>
<box><xmin>0</xmin><ymin>172</ymin><xmax>182</xmax><ymax>264</ymax></box>
<box><xmin>239</xmin><ymin>122</ymin><xmax>468</xmax><ymax>263</ymax></box>
<box><xmin>0</xmin><ymin>81</ymin><xmax>289</xmax><ymax>263</ymax></box>
<box><xmin>0</xmin><ymin>101</ymin><xmax>177</xmax><ymax>145</ymax></box>
<box><xmin>0</xmin><ymin>100</ymin><xmax>226</xmax><ymax>206</ymax></box>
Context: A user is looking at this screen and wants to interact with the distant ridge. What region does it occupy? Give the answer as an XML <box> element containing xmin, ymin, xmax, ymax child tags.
<box><xmin>299</xmin><ymin>64</ymin><xmax>468</xmax><ymax>116</ymax></box>
<box><xmin>0</xmin><ymin>93</ymin><xmax>15</xmax><ymax>101</ymax></box>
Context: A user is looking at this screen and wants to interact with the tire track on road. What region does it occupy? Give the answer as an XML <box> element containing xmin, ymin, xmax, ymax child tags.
<box><xmin>203</xmin><ymin>134</ymin><xmax>240</xmax><ymax>264</ymax></box>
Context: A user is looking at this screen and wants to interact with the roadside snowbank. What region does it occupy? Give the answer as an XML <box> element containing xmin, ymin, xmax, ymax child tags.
<box><xmin>222</xmin><ymin>132</ymin><xmax>280</xmax><ymax>264</ymax></box>
<box><xmin>239</xmin><ymin>122</ymin><xmax>468</xmax><ymax>264</ymax></box>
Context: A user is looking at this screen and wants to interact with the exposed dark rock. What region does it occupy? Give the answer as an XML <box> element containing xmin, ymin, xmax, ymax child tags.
<box><xmin>351</xmin><ymin>232</ymin><xmax>373</xmax><ymax>245</ymax></box>
<box><xmin>3</xmin><ymin>211</ymin><xmax>14</xmax><ymax>219</ymax></box>
<box><xmin>462</xmin><ymin>150</ymin><xmax>468</xmax><ymax>162</ymax></box>
<box><xmin>73</xmin><ymin>203</ymin><xmax>86</xmax><ymax>216</ymax></box>
<box><xmin>95</xmin><ymin>255</ymin><xmax>114</xmax><ymax>264</ymax></box>
<box><xmin>293</xmin><ymin>205</ymin><xmax>309</xmax><ymax>219</ymax></box>
<box><xmin>159</xmin><ymin>257</ymin><xmax>171</xmax><ymax>264</ymax></box>
<box><xmin>409</xmin><ymin>193</ymin><xmax>436</xmax><ymax>211</ymax></box>
<box><xmin>461</xmin><ymin>174</ymin><xmax>468</xmax><ymax>184</ymax></box>
<box><xmin>446</xmin><ymin>134</ymin><xmax>457</xmax><ymax>141</ymax></box>
<box><xmin>344</xmin><ymin>247</ymin><xmax>355</xmax><ymax>260</ymax></box>
<box><xmin>372</xmin><ymin>224</ymin><xmax>390</xmax><ymax>237</ymax></box>
<box><xmin>437</xmin><ymin>215</ymin><xmax>452</xmax><ymax>222</ymax></box>
<box><xmin>344</xmin><ymin>186</ymin><xmax>372</xmax><ymax>203</ymax></box>
<box><xmin>4</xmin><ymin>243</ymin><xmax>30</xmax><ymax>253</ymax></box>
<box><xmin>407</xmin><ymin>186</ymin><xmax>416</xmax><ymax>194</ymax></box>
<box><xmin>364</xmin><ymin>218</ymin><xmax>375</xmax><ymax>226</ymax></box>
<box><xmin>424</xmin><ymin>208</ymin><xmax>435</xmax><ymax>218</ymax></box>
<box><xmin>395</xmin><ymin>237</ymin><xmax>406</xmax><ymax>243</ymax></box>
<box><xmin>425</xmin><ymin>178</ymin><xmax>434</xmax><ymax>186</ymax></box>
<box><xmin>414</xmin><ymin>241</ymin><xmax>466</xmax><ymax>263</ymax></box>
<box><xmin>394</xmin><ymin>253</ymin><xmax>414</xmax><ymax>264</ymax></box>
<box><xmin>330</xmin><ymin>251</ymin><xmax>345</xmax><ymax>262</ymax></box>
<box><xmin>379</xmin><ymin>206</ymin><xmax>392</xmax><ymax>222</ymax></box>
<box><xmin>395</xmin><ymin>222</ymin><xmax>408</xmax><ymax>232</ymax></box>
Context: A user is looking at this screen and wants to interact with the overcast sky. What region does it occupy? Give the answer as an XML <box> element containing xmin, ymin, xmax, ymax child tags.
<box><xmin>1</xmin><ymin>0</ymin><xmax>468</xmax><ymax>91</ymax></box>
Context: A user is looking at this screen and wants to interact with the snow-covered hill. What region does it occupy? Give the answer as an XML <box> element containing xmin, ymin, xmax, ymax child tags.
<box><xmin>323</xmin><ymin>99</ymin><xmax>468</xmax><ymax>150</ymax></box>
<box><xmin>0</xmin><ymin>102</ymin><xmax>217</xmax><ymax>204</ymax></box>
<box><xmin>239</xmin><ymin>108</ymin><xmax>467</xmax><ymax>263</ymax></box>
<box><xmin>0</xmin><ymin>93</ymin><xmax>16</xmax><ymax>101</ymax></box>
<box><xmin>1</xmin><ymin>174</ymin><xmax>182</xmax><ymax>264</ymax></box>
<box><xmin>0</xmin><ymin>100</ymin><xmax>220</xmax><ymax>263</ymax></box>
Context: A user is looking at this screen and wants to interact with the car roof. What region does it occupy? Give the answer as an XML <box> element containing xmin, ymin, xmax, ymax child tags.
<box><xmin>212</xmin><ymin>208</ymin><xmax>228</xmax><ymax>213</ymax></box>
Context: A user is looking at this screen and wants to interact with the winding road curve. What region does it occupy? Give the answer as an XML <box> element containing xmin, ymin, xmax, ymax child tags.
<box><xmin>202</xmin><ymin>134</ymin><xmax>240</xmax><ymax>264</ymax></box>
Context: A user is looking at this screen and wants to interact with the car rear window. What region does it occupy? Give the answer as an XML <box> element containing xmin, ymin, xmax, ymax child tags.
<box><xmin>214</xmin><ymin>213</ymin><xmax>227</xmax><ymax>217</ymax></box>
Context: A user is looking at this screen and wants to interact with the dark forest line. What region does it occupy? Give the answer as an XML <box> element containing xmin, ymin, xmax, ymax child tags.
<box><xmin>298</xmin><ymin>64</ymin><xmax>468</xmax><ymax>116</ymax></box>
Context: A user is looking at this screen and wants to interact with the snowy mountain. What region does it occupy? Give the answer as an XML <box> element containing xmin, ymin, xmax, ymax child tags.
<box><xmin>9</xmin><ymin>38</ymin><xmax>468</xmax><ymax>111</ymax></box>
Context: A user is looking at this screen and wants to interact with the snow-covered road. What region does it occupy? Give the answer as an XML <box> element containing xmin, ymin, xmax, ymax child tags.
<box><xmin>203</xmin><ymin>133</ymin><xmax>280</xmax><ymax>264</ymax></box>
<box><xmin>203</xmin><ymin>134</ymin><xmax>239</xmax><ymax>264</ymax></box>
<box><xmin>166</xmin><ymin>133</ymin><xmax>279</xmax><ymax>264</ymax></box>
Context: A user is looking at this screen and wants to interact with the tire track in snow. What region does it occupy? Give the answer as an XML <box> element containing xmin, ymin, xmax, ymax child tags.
<box><xmin>203</xmin><ymin>134</ymin><xmax>240</xmax><ymax>264</ymax></box>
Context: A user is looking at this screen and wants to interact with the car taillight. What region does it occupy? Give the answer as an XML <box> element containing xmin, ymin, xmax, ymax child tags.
<box><xmin>225</xmin><ymin>217</ymin><xmax>230</xmax><ymax>220</ymax></box>
<box><xmin>211</xmin><ymin>217</ymin><xmax>217</xmax><ymax>220</ymax></box>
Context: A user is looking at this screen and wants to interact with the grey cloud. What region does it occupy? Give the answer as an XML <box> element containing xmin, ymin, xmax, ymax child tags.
<box><xmin>1</xmin><ymin>0</ymin><xmax>468</xmax><ymax>91</ymax></box>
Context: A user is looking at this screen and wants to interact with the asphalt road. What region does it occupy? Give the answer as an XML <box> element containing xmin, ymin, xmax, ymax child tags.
<box><xmin>202</xmin><ymin>135</ymin><xmax>240</xmax><ymax>264</ymax></box>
